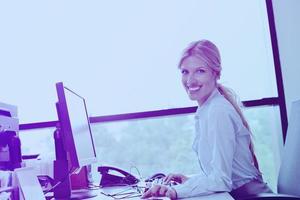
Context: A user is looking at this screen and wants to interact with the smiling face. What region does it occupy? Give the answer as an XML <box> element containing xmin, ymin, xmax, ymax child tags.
<box><xmin>180</xmin><ymin>56</ymin><xmax>217</xmax><ymax>106</ymax></box>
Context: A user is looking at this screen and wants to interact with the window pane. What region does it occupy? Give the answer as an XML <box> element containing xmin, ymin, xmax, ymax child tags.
<box><xmin>19</xmin><ymin>105</ymin><xmax>283</xmax><ymax>192</ymax></box>
<box><xmin>90</xmin><ymin>114</ymin><xmax>199</xmax><ymax>182</ymax></box>
<box><xmin>19</xmin><ymin>128</ymin><xmax>56</xmax><ymax>176</ymax></box>
<box><xmin>90</xmin><ymin>106</ymin><xmax>283</xmax><ymax>191</ymax></box>
<box><xmin>19</xmin><ymin>128</ymin><xmax>56</xmax><ymax>160</ymax></box>
<box><xmin>1</xmin><ymin>0</ymin><xmax>277</xmax><ymax>123</ymax></box>
<box><xmin>244</xmin><ymin>106</ymin><xmax>283</xmax><ymax>192</ymax></box>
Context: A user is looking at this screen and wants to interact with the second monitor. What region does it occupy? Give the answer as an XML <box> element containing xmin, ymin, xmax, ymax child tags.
<box><xmin>54</xmin><ymin>82</ymin><xmax>97</xmax><ymax>199</ymax></box>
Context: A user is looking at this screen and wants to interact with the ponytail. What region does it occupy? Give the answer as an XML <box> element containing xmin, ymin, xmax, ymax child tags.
<box><xmin>217</xmin><ymin>84</ymin><xmax>260</xmax><ymax>170</ymax></box>
<box><xmin>217</xmin><ymin>84</ymin><xmax>249</xmax><ymax>130</ymax></box>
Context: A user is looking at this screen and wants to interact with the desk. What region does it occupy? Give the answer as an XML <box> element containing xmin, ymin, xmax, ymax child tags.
<box><xmin>90</xmin><ymin>186</ymin><xmax>234</xmax><ymax>200</ymax></box>
<box><xmin>179</xmin><ymin>193</ymin><xmax>234</xmax><ymax>200</ymax></box>
<box><xmin>44</xmin><ymin>187</ymin><xmax>234</xmax><ymax>200</ymax></box>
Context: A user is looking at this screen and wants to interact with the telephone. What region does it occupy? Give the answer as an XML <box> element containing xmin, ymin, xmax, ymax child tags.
<box><xmin>98</xmin><ymin>166</ymin><xmax>139</xmax><ymax>187</ymax></box>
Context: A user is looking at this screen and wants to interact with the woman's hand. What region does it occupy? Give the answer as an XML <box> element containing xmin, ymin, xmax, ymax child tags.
<box><xmin>163</xmin><ymin>173</ymin><xmax>189</xmax><ymax>184</ymax></box>
<box><xmin>141</xmin><ymin>185</ymin><xmax>177</xmax><ymax>200</ymax></box>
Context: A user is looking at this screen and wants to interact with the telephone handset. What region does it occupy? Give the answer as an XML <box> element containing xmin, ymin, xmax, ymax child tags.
<box><xmin>97</xmin><ymin>166</ymin><xmax>139</xmax><ymax>187</ymax></box>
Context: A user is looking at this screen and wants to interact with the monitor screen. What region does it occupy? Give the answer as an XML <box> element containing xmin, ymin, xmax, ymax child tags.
<box><xmin>56</xmin><ymin>82</ymin><xmax>97</xmax><ymax>172</ymax></box>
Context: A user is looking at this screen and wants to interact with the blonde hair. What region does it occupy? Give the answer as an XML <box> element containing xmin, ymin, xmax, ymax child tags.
<box><xmin>216</xmin><ymin>84</ymin><xmax>250</xmax><ymax>130</ymax></box>
<box><xmin>179</xmin><ymin>39</ymin><xmax>259</xmax><ymax>169</ymax></box>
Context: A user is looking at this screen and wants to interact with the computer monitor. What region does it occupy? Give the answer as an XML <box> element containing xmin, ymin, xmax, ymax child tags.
<box><xmin>54</xmin><ymin>82</ymin><xmax>97</xmax><ymax>199</ymax></box>
<box><xmin>56</xmin><ymin>82</ymin><xmax>97</xmax><ymax>171</ymax></box>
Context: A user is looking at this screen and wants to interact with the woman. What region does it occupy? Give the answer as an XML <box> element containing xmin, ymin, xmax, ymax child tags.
<box><xmin>142</xmin><ymin>40</ymin><xmax>272</xmax><ymax>199</ymax></box>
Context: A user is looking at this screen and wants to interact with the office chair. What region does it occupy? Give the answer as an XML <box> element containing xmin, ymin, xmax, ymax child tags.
<box><xmin>240</xmin><ymin>100</ymin><xmax>300</xmax><ymax>200</ymax></box>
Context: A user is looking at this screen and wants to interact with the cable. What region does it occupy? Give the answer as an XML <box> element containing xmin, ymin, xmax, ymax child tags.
<box><xmin>43</xmin><ymin>169</ymin><xmax>73</xmax><ymax>195</ymax></box>
<box><xmin>101</xmin><ymin>191</ymin><xmax>142</xmax><ymax>200</ymax></box>
<box><xmin>130</xmin><ymin>165</ymin><xmax>143</xmax><ymax>180</ymax></box>
<box><xmin>100</xmin><ymin>184</ymin><xmax>146</xmax><ymax>199</ymax></box>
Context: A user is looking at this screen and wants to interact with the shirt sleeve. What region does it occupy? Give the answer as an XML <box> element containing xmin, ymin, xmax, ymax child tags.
<box><xmin>173</xmin><ymin>106</ymin><xmax>236</xmax><ymax>198</ymax></box>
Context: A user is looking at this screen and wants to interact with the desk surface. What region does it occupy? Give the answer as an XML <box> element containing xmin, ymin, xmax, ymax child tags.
<box><xmin>178</xmin><ymin>193</ymin><xmax>234</xmax><ymax>200</ymax></box>
<box><xmin>89</xmin><ymin>187</ymin><xmax>234</xmax><ymax>200</ymax></box>
<box><xmin>45</xmin><ymin>188</ymin><xmax>234</xmax><ymax>200</ymax></box>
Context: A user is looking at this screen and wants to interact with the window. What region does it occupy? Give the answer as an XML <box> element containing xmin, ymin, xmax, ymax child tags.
<box><xmin>1</xmin><ymin>0</ymin><xmax>277</xmax><ymax>124</ymax></box>
<box><xmin>88</xmin><ymin>106</ymin><xmax>282</xmax><ymax>191</ymax></box>
<box><xmin>13</xmin><ymin>0</ymin><xmax>285</xmax><ymax>193</ymax></box>
<box><xmin>244</xmin><ymin>106</ymin><xmax>283</xmax><ymax>191</ymax></box>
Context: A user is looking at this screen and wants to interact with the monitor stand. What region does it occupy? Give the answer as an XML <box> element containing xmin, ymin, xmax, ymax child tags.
<box><xmin>70</xmin><ymin>189</ymin><xmax>97</xmax><ymax>199</ymax></box>
<box><xmin>53</xmin><ymin>127</ymin><xmax>98</xmax><ymax>200</ymax></box>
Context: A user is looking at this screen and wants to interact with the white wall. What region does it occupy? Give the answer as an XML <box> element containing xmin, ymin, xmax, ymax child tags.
<box><xmin>273</xmin><ymin>0</ymin><xmax>300</xmax><ymax>119</ymax></box>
